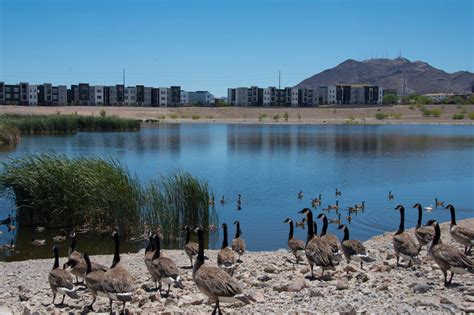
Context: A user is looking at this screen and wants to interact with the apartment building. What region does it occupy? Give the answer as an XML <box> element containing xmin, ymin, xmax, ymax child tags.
<box><xmin>170</xmin><ymin>86</ymin><xmax>181</xmax><ymax>107</ymax></box>
<box><xmin>158</xmin><ymin>88</ymin><xmax>170</xmax><ymax>107</ymax></box>
<box><xmin>109</xmin><ymin>85</ymin><xmax>125</xmax><ymax>106</ymax></box>
<box><xmin>189</xmin><ymin>91</ymin><xmax>215</xmax><ymax>106</ymax></box>
<box><xmin>0</xmin><ymin>82</ymin><xmax>4</xmax><ymax>104</ymax></box>
<box><xmin>89</xmin><ymin>85</ymin><xmax>104</xmax><ymax>106</ymax></box>
<box><xmin>78</xmin><ymin>83</ymin><xmax>90</xmax><ymax>105</ymax></box>
<box><xmin>248</xmin><ymin>86</ymin><xmax>263</xmax><ymax>106</ymax></box>
<box><xmin>124</xmin><ymin>86</ymin><xmax>137</xmax><ymax>106</ymax></box>
<box><xmin>20</xmin><ymin>82</ymin><xmax>29</xmax><ymax>105</ymax></box>
<box><xmin>180</xmin><ymin>91</ymin><xmax>190</xmax><ymax>105</ymax></box>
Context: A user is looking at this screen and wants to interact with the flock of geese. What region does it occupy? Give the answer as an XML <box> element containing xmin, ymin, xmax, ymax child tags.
<box><xmin>43</xmin><ymin>199</ymin><xmax>473</xmax><ymax>314</ymax></box>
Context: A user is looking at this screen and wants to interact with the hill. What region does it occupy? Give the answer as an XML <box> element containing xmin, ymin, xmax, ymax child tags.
<box><xmin>295</xmin><ymin>58</ymin><xmax>474</xmax><ymax>95</ymax></box>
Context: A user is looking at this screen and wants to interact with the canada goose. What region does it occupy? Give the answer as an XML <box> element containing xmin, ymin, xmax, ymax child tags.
<box><xmin>435</xmin><ymin>198</ymin><xmax>445</xmax><ymax>207</ymax></box>
<box><xmin>446</xmin><ymin>204</ymin><xmax>474</xmax><ymax>255</ymax></box>
<box><xmin>217</xmin><ymin>223</ymin><xmax>236</xmax><ymax>275</ymax></box>
<box><xmin>237</xmin><ymin>204</ymin><xmax>242</xmax><ymax>211</ymax></box>
<box><xmin>35</xmin><ymin>226</ymin><xmax>45</xmax><ymax>233</ymax></box>
<box><xmin>337</xmin><ymin>224</ymin><xmax>372</xmax><ymax>269</ymax></box>
<box><xmin>388</xmin><ymin>191</ymin><xmax>394</xmax><ymax>200</ymax></box>
<box><xmin>425</xmin><ymin>205</ymin><xmax>433</xmax><ymax>212</ymax></box>
<box><xmin>220</xmin><ymin>196</ymin><xmax>225</xmax><ymax>204</ymax></box>
<box><xmin>298</xmin><ymin>191</ymin><xmax>304</xmax><ymax>199</ymax></box>
<box><xmin>64</xmin><ymin>233</ymin><xmax>107</xmax><ymax>283</ymax></box>
<box><xmin>311</xmin><ymin>194</ymin><xmax>322</xmax><ymax>207</ymax></box>
<box><xmin>101</xmin><ymin>231</ymin><xmax>133</xmax><ymax>314</ymax></box>
<box><xmin>346</xmin><ymin>211</ymin><xmax>352</xmax><ymax>223</ymax></box>
<box><xmin>0</xmin><ymin>240</ymin><xmax>14</xmax><ymax>251</ymax></box>
<box><xmin>83</xmin><ymin>253</ymin><xmax>107</xmax><ymax>311</ymax></box>
<box><xmin>144</xmin><ymin>233</ymin><xmax>156</xmax><ymax>275</ymax></box>
<box><xmin>0</xmin><ymin>214</ymin><xmax>11</xmax><ymax>225</ymax></box>
<box><xmin>335</xmin><ymin>188</ymin><xmax>341</xmax><ymax>197</ymax></box>
<box><xmin>53</xmin><ymin>231</ymin><xmax>67</xmax><ymax>242</ymax></box>
<box><xmin>329</xmin><ymin>214</ymin><xmax>342</xmax><ymax>225</ymax></box>
<box><xmin>426</xmin><ymin>220</ymin><xmax>473</xmax><ymax>286</ymax></box>
<box><xmin>209</xmin><ymin>195</ymin><xmax>215</xmax><ymax>205</ymax></box>
<box><xmin>49</xmin><ymin>246</ymin><xmax>79</xmax><ymax>305</ymax></box>
<box><xmin>295</xmin><ymin>217</ymin><xmax>306</xmax><ymax>229</ymax></box>
<box><xmin>393</xmin><ymin>205</ymin><xmax>421</xmax><ymax>267</ymax></box>
<box><xmin>298</xmin><ymin>208</ymin><xmax>337</xmax><ymax>279</ymax></box>
<box><xmin>328</xmin><ymin>200</ymin><xmax>339</xmax><ymax>211</ymax></box>
<box><xmin>317</xmin><ymin>213</ymin><xmax>341</xmax><ymax>263</ymax></box>
<box><xmin>232</xmin><ymin>221</ymin><xmax>246</xmax><ymax>262</ymax></box>
<box><xmin>237</xmin><ymin>194</ymin><xmax>242</xmax><ymax>204</ymax></box>
<box><xmin>184</xmin><ymin>225</ymin><xmax>199</xmax><ymax>268</ymax></box>
<box><xmin>283</xmin><ymin>218</ymin><xmax>305</xmax><ymax>264</ymax></box>
<box><xmin>31</xmin><ymin>237</ymin><xmax>46</xmax><ymax>246</ymax></box>
<box><xmin>355</xmin><ymin>201</ymin><xmax>365</xmax><ymax>210</ymax></box>
<box><xmin>193</xmin><ymin>227</ymin><xmax>254</xmax><ymax>314</ymax></box>
<box><xmin>150</xmin><ymin>234</ymin><xmax>183</xmax><ymax>295</ymax></box>
<box><xmin>348</xmin><ymin>205</ymin><xmax>357</xmax><ymax>213</ymax></box>
<box><xmin>7</xmin><ymin>223</ymin><xmax>15</xmax><ymax>231</ymax></box>
<box><xmin>412</xmin><ymin>203</ymin><xmax>434</xmax><ymax>249</ymax></box>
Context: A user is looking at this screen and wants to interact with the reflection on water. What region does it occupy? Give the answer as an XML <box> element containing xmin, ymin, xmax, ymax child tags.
<box><xmin>0</xmin><ymin>124</ymin><xmax>473</xmax><ymax>261</ymax></box>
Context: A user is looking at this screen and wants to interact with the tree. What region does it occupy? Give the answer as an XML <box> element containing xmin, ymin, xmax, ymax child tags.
<box><xmin>383</xmin><ymin>94</ymin><xmax>398</xmax><ymax>105</ymax></box>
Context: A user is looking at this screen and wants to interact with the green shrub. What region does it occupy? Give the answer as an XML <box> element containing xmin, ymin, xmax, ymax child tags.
<box><xmin>206</xmin><ymin>115</ymin><xmax>214</xmax><ymax>119</ymax></box>
<box><xmin>375</xmin><ymin>113</ymin><xmax>389</xmax><ymax>120</ymax></box>
<box><xmin>283</xmin><ymin>112</ymin><xmax>289</xmax><ymax>121</ymax></box>
<box><xmin>192</xmin><ymin>115</ymin><xmax>200</xmax><ymax>120</ymax></box>
<box><xmin>169</xmin><ymin>113</ymin><xmax>179</xmax><ymax>119</ymax></box>
<box><xmin>390</xmin><ymin>112</ymin><xmax>402</xmax><ymax>119</ymax></box>
<box><xmin>452</xmin><ymin>113</ymin><xmax>465</xmax><ymax>120</ymax></box>
<box><xmin>469</xmin><ymin>112</ymin><xmax>474</xmax><ymax>120</ymax></box>
<box><xmin>0</xmin><ymin>123</ymin><xmax>21</xmax><ymax>145</ymax></box>
<box><xmin>100</xmin><ymin>109</ymin><xmax>106</xmax><ymax>118</ymax></box>
<box><xmin>258</xmin><ymin>113</ymin><xmax>267</xmax><ymax>122</ymax></box>
<box><xmin>273</xmin><ymin>114</ymin><xmax>280</xmax><ymax>122</ymax></box>
<box><xmin>421</xmin><ymin>107</ymin><xmax>442</xmax><ymax>117</ymax></box>
<box><xmin>409</xmin><ymin>105</ymin><xmax>415</xmax><ymax>110</ymax></box>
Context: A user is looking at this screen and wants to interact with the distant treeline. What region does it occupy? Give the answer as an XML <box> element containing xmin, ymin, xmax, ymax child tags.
<box><xmin>0</xmin><ymin>154</ymin><xmax>217</xmax><ymax>238</ymax></box>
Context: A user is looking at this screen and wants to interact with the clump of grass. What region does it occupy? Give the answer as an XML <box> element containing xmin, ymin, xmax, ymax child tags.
<box><xmin>469</xmin><ymin>112</ymin><xmax>474</xmax><ymax>120</ymax></box>
<box><xmin>157</xmin><ymin>114</ymin><xmax>166</xmax><ymax>120</ymax></box>
<box><xmin>0</xmin><ymin>154</ymin><xmax>216</xmax><ymax>238</ymax></box>
<box><xmin>452</xmin><ymin>113</ymin><xmax>465</xmax><ymax>120</ymax></box>
<box><xmin>0</xmin><ymin>114</ymin><xmax>140</xmax><ymax>134</ymax></box>
<box><xmin>207</xmin><ymin>115</ymin><xmax>214</xmax><ymax>119</ymax></box>
<box><xmin>100</xmin><ymin>109</ymin><xmax>106</xmax><ymax>118</ymax></box>
<box><xmin>460</xmin><ymin>106</ymin><xmax>468</xmax><ymax>114</ymax></box>
<box><xmin>375</xmin><ymin>113</ymin><xmax>389</xmax><ymax>120</ymax></box>
<box><xmin>421</xmin><ymin>108</ymin><xmax>443</xmax><ymax>117</ymax></box>
<box><xmin>273</xmin><ymin>114</ymin><xmax>280</xmax><ymax>122</ymax></box>
<box><xmin>298</xmin><ymin>112</ymin><xmax>301</xmax><ymax>120</ymax></box>
<box><xmin>390</xmin><ymin>112</ymin><xmax>402</xmax><ymax>119</ymax></box>
<box><xmin>283</xmin><ymin>112</ymin><xmax>289</xmax><ymax>121</ymax></box>
<box><xmin>258</xmin><ymin>113</ymin><xmax>267</xmax><ymax>122</ymax></box>
<box><xmin>0</xmin><ymin>123</ymin><xmax>21</xmax><ymax>145</ymax></box>
<box><xmin>169</xmin><ymin>114</ymin><xmax>179</xmax><ymax>119</ymax></box>
<box><xmin>192</xmin><ymin>115</ymin><xmax>200</xmax><ymax>120</ymax></box>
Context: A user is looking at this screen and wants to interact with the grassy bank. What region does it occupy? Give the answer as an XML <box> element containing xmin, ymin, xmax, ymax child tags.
<box><xmin>0</xmin><ymin>123</ymin><xmax>21</xmax><ymax>145</ymax></box>
<box><xmin>0</xmin><ymin>113</ymin><xmax>140</xmax><ymax>134</ymax></box>
<box><xmin>0</xmin><ymin>154</ymin><xmax>216</xmax><ymax>237</ymax></box>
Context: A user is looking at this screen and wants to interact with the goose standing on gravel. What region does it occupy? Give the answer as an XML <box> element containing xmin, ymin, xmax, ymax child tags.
<box><xmin>83</xmin><ymin>253</ymin><xmax>107</xmax><ymax>311</ymax></box>
<box><xmin>317</xmin><ymin>213</ymin><xmax>341</xmax><ymax>263</ymax></box>
<box><xmin>232</xmin><ymin>221</ymin><xmax>246</xmax><ymax>262</ymax></box>
<box><xmin>101</xmin><ymin>231</ymin><xmax>133</xmax><ymax>314</ymax></box>
<box><xmin>184</xmin><ymin>225</ymin><xmax>199</xmax><ymax>268</ymax></box>
<box><xmin>337</xmin><ymin>224</ymin><xmax>372</xmax><ymax>269</ymax></box>
<box><xmin>217</xmin><ymin>223</ymin><xmax>236</xmax><ymax>275</ymax></box>
<box><xmin>150</xmin><ymin>234</ymin><xmax>183</xmax><ymax>295</ymax></box>
<box><xmin>393</xmin><ymin>205</ymin><xmax>421</xmax><ymax>267</ymax></box>
<box><xmin>49</xmin><ymin>246</ymin><xmax>79</xmax><ymax>306</ymax></box>
<box><xmin>426</xmin><ymin>220</ymin><xmax>473</xmax><ymax>286</ymax></box>
<box><xmin>446</xmin><ymin>204</ymin><xmax>474</xmax><ymax>254</ymax></box>
<box><xmin>412</xmin><ymin>203</ymin><xmax>434</xmax><ymax>250</ymax></box>
<box><xmin>65</xmin><ymin>233</ymin><xmax>107</xmax><ymax>283</ymax></box>
<box><xmin>144</xmin><ymin>233</ymin><xmax>155</xmax><ymax>275</ymax></box>
<box><xmin>193</xmin><ymin>226</ymin><xmax>254</xmax><ymax>314</ymax></box>
<box><xmin>299</xmin><ymin>208</ymin><xmax>336</xmax><ymax>279</ymax></box>
<box><xmin>283</xmin><ymin>218</ymin><xmax>305</xmax><ymax>263</ymax></box>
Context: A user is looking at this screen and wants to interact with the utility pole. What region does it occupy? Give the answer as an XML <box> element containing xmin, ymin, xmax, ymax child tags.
<box><xmin>123</xmin><ymin>68</ymin><xmax>125</xmax><ymax>86</ymax></box>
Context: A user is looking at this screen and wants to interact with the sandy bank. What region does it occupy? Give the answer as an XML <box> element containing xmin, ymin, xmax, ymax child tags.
<box><xmin>1</xmin><ymin>105</ymin><xmax>473</xmax><ymax>125</ymax></box>
<box><xmin>0</xmin><ymin>219</ymin><xmax>473</xmax><ymax>314</ymax></box>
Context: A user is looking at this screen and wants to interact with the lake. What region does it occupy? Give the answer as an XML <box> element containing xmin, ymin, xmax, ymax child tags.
<box><xmin>0</xmin><ymin>123</ymin><xmax>473</xmax><ymax>261</ymax></box>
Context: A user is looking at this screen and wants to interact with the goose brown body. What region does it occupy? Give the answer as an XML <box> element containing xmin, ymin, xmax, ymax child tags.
<box><xmin>231</xmin><ymin>221</ymin><xmax>246</xmax><ymax>261</ymax></box>
<box><xmin>393</xmin><ymin>205</ymin><xmax>421</xmax><ymax>267</ymax></box>
<box><xmin>49</xmin><ymin>246</ymin><xmax>78</xmax><ymax>305</ymax></box>
<box><xmin>446</xmin><ymin>205</ymin><xmax>474</xmax><ymax>254</ymax></box>
<box><xmin>217</xmin><ymin>223</ymin><xmax>236</xmax><ymax>275</ymax></box>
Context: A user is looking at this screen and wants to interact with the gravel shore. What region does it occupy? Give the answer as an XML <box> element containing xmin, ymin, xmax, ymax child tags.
<box><xmin>0</xmin><ymin>219</ymin><xmax>473</xmax><ymax>314</ymax></box>
<box><xmin>1</xmin><ymin>105</ymin><xmax>473</xmax><ymax>125</ymax></box>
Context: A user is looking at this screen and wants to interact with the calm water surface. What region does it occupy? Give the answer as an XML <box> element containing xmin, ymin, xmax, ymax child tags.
<box><xmin>0</xmin><ymin>124</ymin><xmax>473</xmax><ymax>261</ymax></box>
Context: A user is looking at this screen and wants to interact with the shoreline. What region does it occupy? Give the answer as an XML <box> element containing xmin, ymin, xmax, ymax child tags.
<box><xmin>1</xmin><ymin>105</ymin><xmax>473</xmax><ymax>126</ymax></box>
<box><xmin>0</xmin><ymin>219</ymin><xmax>472</xmax><ymax>314</ymax></box>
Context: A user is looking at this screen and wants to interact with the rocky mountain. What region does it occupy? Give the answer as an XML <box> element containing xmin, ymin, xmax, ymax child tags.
<box><xmin>295</xmin><ymin>58</ymin><xmax>474</xmax><ymax>95</ymax></box>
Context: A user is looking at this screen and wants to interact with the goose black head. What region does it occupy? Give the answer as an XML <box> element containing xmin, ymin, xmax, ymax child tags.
<box><xmin>193</xmin><ymin>226</ymin><xmax>202</xmax><ymax>234</ymax></box>
<box><xmin>233</xmin><ymin>220</ymin><xmax>239</xmax><ymax>225</ymax></box>
<box><xmin>221</xmin><ymin>223</ymin><xmax>227</xmax><ymax>229</ymax></box>
<box><xmin>283</xmin><ymin>218</ymin><xmax>292</xmax><ymax>223</ymax></box>
<box><xmin>317</xmin><ymin>213</ymin><xmax>325</xmax><ymax>219</ymax></box>
<box><xmin>337</xmin><ymin>224</ymin><xmax>346</xmax><ymax>230</ymax></box>
<box><xmin>445</xmin><ymin>204</ymin><xmax>454</xmax><ymax>210</ymax></box>
<box><xmin>52</xmin><ymin>245</ymin><xmax>58</xmax><ymax>254</ymax></box>
<box><xmin>412</xmin><ymin>203</ymin><xmax>422</xmax><ymax>209</ymax></box>
<box><xmin>394</xmin><ymin>205</ymin><xmax>404</xmax><ymax>211</ymax></box>
<box><xmin>425</xmin><ymin>219</ymin><xmax>437</xmax><ymax>227</ymax></box>
<box><xmin>298</xmin><ymin>208</ymin><xmax>311</xmax><ymax>215</ymax></box>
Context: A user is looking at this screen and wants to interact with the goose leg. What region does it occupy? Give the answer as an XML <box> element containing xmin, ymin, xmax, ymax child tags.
<box><xmin>396</xmin><ymin>255</ymin><xmax>400</xmax><ymax>266</ymax></box>
<box><xmin>109</xmin><ymin>299</ymin><xmax>113</xmax><ymax>314</ymax></box>
<box><xmin>60</xmin><ymin>294</ymin><xmax>65</xmax><ymax>305</ymax></box>
<box><xmin>310</xmin><ymin>265</ymin><xmax>314</xmax><ymax>279</ymax></box>
<box><xmin>447</xmin><ymin>272</ymin><xmax>454</xmax><ymax>286</ymax></box>
<box><xmin>52</xmin><ymin>293</ymin><xmax>56</xmax><ymax>305</ymax></box>
<box><xmin>360</xmin><ymin>261</ymin><xmax>363</xmax><ymax>270</ymax></box>
<box><xmin>190</xmin><ymin>258</ymin><xmax>193</xmax><ymax>268</ymax></box>
<box><xmin>122</xmin><ymin>301</ymin><xmax>126</xmax><ymax>314</ymax></box>
<box><xmin>443</xmin><ymin>270</ymin><xmax>448</xmax><ymax>286</ymax></box>
<box><xmin>212</xmin><ymin>301</ymin><xmax>218</xmax><ymax>315</ymax></box>
<box><xmin>88</xmin><ymin>296</ymin><xmax>96</xmax><ymax>311</ymax></box>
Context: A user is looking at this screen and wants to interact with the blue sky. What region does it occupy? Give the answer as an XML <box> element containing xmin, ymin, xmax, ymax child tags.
<box><xmin>0</xmin><ymin>0</ymin><xmax>472</xmax><ymax>96</ymax></box>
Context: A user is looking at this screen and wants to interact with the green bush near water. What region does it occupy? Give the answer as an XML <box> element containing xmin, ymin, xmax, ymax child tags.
<box><xmin>0</xmin><ymin>114</ymin><xmax>140</xmax><ymax>134</ymax></box>
<box><xmin>0</xmin><ymin>154</ymin><xmax>216</xmax><ymax>238</ymax></box>
<box><xmin>0</xmin><ymin>123</ymin><xmax>21</xmax><ymax>145</ymax></box>
<box><xmin>375</xmin><ymin>112</ymin><xmax>389</xmax><ymax>120</ymax></box>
